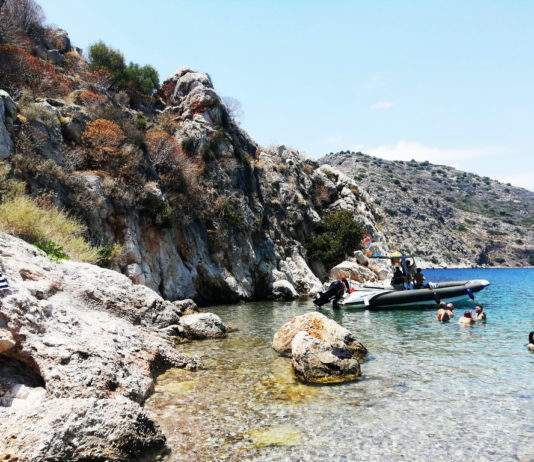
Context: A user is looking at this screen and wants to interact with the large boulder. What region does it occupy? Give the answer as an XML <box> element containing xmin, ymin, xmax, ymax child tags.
<box><xmin>272</xmin><ymin>280</ymin><xmax>298</xmax><ymax>300</ymax></box>
<box><xmin>330</xmin><ymin>260</ymin><xmax>377</xmax><ymax>283</ymax></box>
<box><xmin>291</xmin><ymin>331</ymin><xmax>361</xmax><ymax>384</ymax></box>
<box><xmin>179</xmin><ymin>312</ymin><xmax>227</xmax><ymax>339</ymax></box>
<box><xmin>272</xmin><ymin>311</ymin><xmax>367</xmax><ymax>357</ymax></box>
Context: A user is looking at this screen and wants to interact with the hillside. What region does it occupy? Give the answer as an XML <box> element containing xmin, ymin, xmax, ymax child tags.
<box><xmin>0</xmin><ymin>1</ymin><xmax>388</xmax><ymax>304</ymax></box>
<box><xmin>320</xmin><ymin>151</ymin><xmax>534</xmax><ymax>267</ymax></box>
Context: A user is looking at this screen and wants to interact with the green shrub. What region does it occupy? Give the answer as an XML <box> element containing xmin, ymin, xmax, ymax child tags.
<box><xmin>88</xmin><ymin>41</ymin><xmax>159</xmax><ymax>95</ymax></box>
<box><xmin>96</xmin><ymin>243</ymin><xmax>122</xmax><ymax>267</ymax></box>
<box><xmin>529</xmin><ymin>254</ymin><xmax>534</xmax><ymax>266</ymax></box>
<box><xmin>34</xmin><ymin>241</ymin><xmax>68</xmax><ymax>262</ymax></box>
<box><xmin>305</xmin><ymin>210</ymin><xmax>364</xmax><ymax>269</ymax></box>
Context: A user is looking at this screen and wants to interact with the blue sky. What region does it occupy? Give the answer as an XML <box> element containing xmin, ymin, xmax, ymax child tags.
<box><xmin>39</xmin><ymin>0</ymin><xmax>534</xmax><ymax>191</ymax></box>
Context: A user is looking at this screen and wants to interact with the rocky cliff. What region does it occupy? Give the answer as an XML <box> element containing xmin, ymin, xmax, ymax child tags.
<box><xmin>320</xmin><ymin>151</ymin><xmax>534</xmax><ymax>267</ymax></box>
<box><xmin>0</xmin><ymin>26</ymin><xmax>387</xmax><ymax>303</ymax></box>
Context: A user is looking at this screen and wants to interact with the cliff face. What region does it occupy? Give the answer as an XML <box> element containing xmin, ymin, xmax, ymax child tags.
<box><xmin>0</xmin><ymin>30</ymin><xmax>386</xmax><ymax>303</ymax></box>
<box><xmin>320</xmin><ymin>152</ymin><xmax>534</xmax><ymax>268</ymax></box>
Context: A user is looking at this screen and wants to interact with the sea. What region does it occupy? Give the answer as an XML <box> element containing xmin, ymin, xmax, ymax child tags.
<box><xmin>146</xmin><ymin>268</ymin><xmax>534</xmax><ymax>462</ymax></box>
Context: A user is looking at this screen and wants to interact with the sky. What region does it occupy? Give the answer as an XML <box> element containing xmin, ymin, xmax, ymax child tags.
<box><xmin>38</xmin><ymin>0</ymin><xmax>534</xmax><ymax>191</ymax></box>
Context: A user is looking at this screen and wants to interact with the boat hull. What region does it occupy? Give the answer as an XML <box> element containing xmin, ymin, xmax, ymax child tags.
<box><xmin>340</xmin><ymin>280</ymin><xmax>490</xmax><ymax>309</ymax></box>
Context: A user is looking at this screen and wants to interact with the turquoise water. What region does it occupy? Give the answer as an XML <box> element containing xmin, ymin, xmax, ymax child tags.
<box><xmin>146</xmin><ymin>268</ymin><xmax>534</xmax><ymax>461</ymax></box>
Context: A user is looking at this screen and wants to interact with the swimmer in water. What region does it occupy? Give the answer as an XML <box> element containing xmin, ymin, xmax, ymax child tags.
<box><xmin>458</xmin><ymin>310</ymin><xmax>475</xmax><ymax>326</ymax></box>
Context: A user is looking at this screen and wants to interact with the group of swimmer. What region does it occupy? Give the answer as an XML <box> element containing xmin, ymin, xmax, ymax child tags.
<box><xmin>436</xmin><ymin>302</ymin><xmax>486</xmax><ymax>325</ymax></box>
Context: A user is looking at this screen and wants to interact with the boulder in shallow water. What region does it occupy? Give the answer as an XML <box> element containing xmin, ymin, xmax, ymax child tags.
<box><xmin>291</xmin><ymin>331</ymin><xmax>361</xmax><ymax>384</ymax></box>
<box><xmin>179</xmin><ymin>312</ymin><xmax>227</xmax><ymax>339</ymax></box>
<box><xmin>272</xmin><ymin>311</ymin><xmax>367</xmax><ymax>357</ymax></box>
<box><xmin>272</xmin><ymin>280</ymin><xmax>298</xmax><ymax>300</ymax></box>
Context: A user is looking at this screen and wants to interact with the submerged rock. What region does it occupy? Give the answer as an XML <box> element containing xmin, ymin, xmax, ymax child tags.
<box><xmin>291</xmin><ymin>331</ymin><xmax>361</xmax><ymax>384</ymax></box>
<box><xmin>272</xmin><ymin>311</ymin><xmax>367</xmax><ymax>357</ymax></box>
<box><xmin>179</xmin><ymin>312</ymin><xmax>227</xmax><ymax>339</ymax></box>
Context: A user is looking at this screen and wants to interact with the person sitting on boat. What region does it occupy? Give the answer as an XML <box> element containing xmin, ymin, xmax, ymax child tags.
<box><xmin>528</xmin><ymin>332</ymin><xmax>534</xmax><ymax>351</ymax></box>
<box><xmin>313</xmin><ymin>278</ymin><xmax>350</xmax><ymax>308</ymax></box>
<box><xmin>458</xmin><ymin>310</ymin><xmax>475</xmax><ymax>325</ymax></box>
<box><xmin>446</xmin><ymin>303</ymin><xmax>455</xmax><ymax>318</ymax></box>
<box><xmin>436</xmin><ymin>302</ymin><xmax>450</xmax><ymax>322</ymax></box>
<box><xmin>474</xmin><ymin>305</ymin><xmax>486</xmax><ymax>321</ymax></box>
<box><xmin>413</xmin><ymin>268</ymin><xmax>426</xmax><ymax>289</ymax></box>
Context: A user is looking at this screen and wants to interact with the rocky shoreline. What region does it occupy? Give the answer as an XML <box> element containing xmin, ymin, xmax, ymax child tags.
<box><xmin>0</xmin><ymin>233</ymin><xmax>231</xmax><ymax>461</ymax></box>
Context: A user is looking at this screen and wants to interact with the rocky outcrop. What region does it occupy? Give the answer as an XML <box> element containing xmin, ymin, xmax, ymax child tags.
<box><xmin>291</xmin><ymin>331</ymin><xmax>361</xmax><ymax>384</ymax></box>
<box><xmin>272</xmin><ymin>312</ymin><xmax>367</xmax><ymax>357</ymax></box>
<box><xmin>1</xmin><ymin>58</ymin><xmax>388</xmax><ymax>305</ymax></box>
<box><xmin>0</xmin><ymin>233</ymin><xmax>203</xmax><ymax>460</ymax></box>
<box><xmin>321</xmin><ymin>151</ymin><xmax>534</xmax><ymax>268</ymax></box>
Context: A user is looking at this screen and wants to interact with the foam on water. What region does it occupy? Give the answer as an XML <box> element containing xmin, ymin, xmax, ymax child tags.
<box><xmin>146</xmin><ymin>268</ymin><xmax>534</xmax><ymax>461</ymax></box>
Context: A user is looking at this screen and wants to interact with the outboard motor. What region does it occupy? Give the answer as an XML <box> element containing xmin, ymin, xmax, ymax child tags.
<box><xmin>313</xmin><ymin>279</ymin><xmax>349</xmax><ymax>308</ymax></box>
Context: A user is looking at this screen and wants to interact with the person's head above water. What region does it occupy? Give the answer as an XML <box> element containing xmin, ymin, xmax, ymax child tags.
<box><xmin>416</xmin><ymin>268</ymin><xmax>422</xmax><ymax>274</ymax></box>
<box><xmin>463</xmin><ymin>311</ymin><xmax>472</xmax><ymax>318</ymax></box>
<box><xmin>439</xmin><ymin>302</ymin><xmax>447</xmax><ymax>309</ymax></box>
<box><xmin>446</xmin><ymin>303</ymin><xmax>454</xmax><ymax>310</ymax></box>
<box><xmin>475</xmin><ymin>305</ymin><xmax>483</xmax><ymax>313</ymax></box>
<box><xmin>529</xmin><ymin>331</ymin><xmax>534</xmax><ymax>344</ymax></box>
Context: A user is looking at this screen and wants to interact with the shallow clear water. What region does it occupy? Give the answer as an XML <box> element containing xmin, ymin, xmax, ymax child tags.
<box><xmin>146</xmin><ymin>268</ymin><xmax>534</xmax><ymax>461</ymax></box>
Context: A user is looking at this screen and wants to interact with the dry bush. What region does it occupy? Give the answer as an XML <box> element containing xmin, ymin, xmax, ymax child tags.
<box><xmin>0</xmin><ymin>45</ymin><xmax>71</xmax><ymax>97</ymax></box>
<box><xmin>82</xmin><ymin>118</ymin><xmax>125</xmax><ymax>166</ymax></box>
<box><xmin>76</xmin><ymin>90</ymin><xmax>107</xmax><ymax>106</ymax></box>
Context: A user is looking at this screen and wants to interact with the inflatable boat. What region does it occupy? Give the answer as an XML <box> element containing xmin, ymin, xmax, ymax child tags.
<box><xmin>314</xmin><ymin>253</ymin><xmax>490</xmax><ymax>310</ymax></box>
<box><xmin>340</xmin><ymin>279</ymin><xmax>490</xmax><ymax>309</ymax></box>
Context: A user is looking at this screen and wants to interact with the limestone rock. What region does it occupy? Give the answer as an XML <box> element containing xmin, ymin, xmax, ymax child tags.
<box><xmin>47</xmin><ymin>49</ymin><xmax>65</xmax><ymax>65</ymax></box>
<box><xmin>0</xmin><ymin>327</ymin><xmax>15</xmax><ymax>353</ymax></box>
<box><xmin>354</xmin><ymin>250</ymin><xmax>369</xmax><ymax>266</ymax></box>
<box><xmin>272</xmin><ymin>311</ymin><xmax>367</xmax><ymax>357</ymax></box>
<box><xmin>0</xmin><ymin>90</ymin><xmax>14</xmax><ymax>159</ymax></box>
<box><xmin>330</xmin><ymin>260</ymin><xmax>377</xmax><ymax>283</ymax></box>
<box><xmin>291</xmin><ymin>331</ymin><xmax>361</xmax><ymax>384</ymax></box>
<box><xmin>272</xmin><ymin>280</ymin><xmax>298</xmax><ymax>300</ymax></box>
<box><xmin>0</xmin><ymin>396</ymin><xmax>166</xmax><ymax>462</ymax></box>
<box><xmin>179</xmin><ymin>312</ymin><xmax>227</xmax><ymax>339</ymax></box>
<box><xmin>172</xmin><ymin>298</ymin><xmax>199</xmax><ymax>315</ymax></box>
<box><xmin>0</xmin><ymin>233</ymin><xmax>202</xmax><ymax>460</ymax></box>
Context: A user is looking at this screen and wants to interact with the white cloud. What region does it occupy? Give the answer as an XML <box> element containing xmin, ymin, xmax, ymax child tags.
<box><xmin>370</xmin><ymin>101</ymin><xmax>393</xmax><ymax>110</ymax></box>
<box><xmin>367</xmin><ymin>140</ymin><xmax>489</xmax><ymax>164</ymax></box>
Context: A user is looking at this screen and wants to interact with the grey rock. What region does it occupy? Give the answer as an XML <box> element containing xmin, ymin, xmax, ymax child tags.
<box><xmin>291</xmin><ymin>331</ymin><xmax>361</xmax><ymax>384</ymax></box>
<box><xmin>0</xmin><ymin>396</ymin><xmax>166</xmax><ymax>462</ymax></box>
<box><xmin>0</xmin><ymin>90</ymin><xmax>14</xmax><ymax>159</ymax></box>
<box><xmin>272</xmin><ymin>280</ymin><xmax>298</xmax><ymax>300</ymax></box>
<box><xmin>47</xmin><ymin>49</ymin><xmax>65</xmax><ymax>66</ymax></box>
<box><xmin>179</xmin><ymin>312</ymin><xmax>227</xmax><ymax>339</ymax></box>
